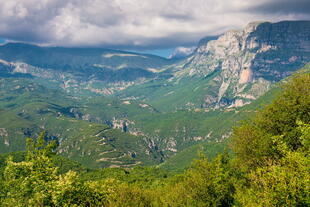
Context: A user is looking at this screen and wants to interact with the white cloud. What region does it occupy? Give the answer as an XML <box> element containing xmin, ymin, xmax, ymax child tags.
<box><xmin>168</xmin><ymin>46</ymin><xmax>196</xmax><ymax>59</ymax></box>
<box><xmin>0</xmin><ymin>0</ymin><xmax>309</xmax><ymax>49</ymax></box>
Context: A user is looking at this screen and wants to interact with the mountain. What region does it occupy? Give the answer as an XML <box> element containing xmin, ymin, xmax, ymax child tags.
<box><xmin>0</xmin><ymin>43</ymin><xmax>172</xmax><ymax>74</ymax></box>
<box><xmin>181</xmin><ymin>21</ymin><xmax>310</xmax><ymax>107</ymax></box>
<box><xmin>118</xmin><ymin>21</ymin><xmax>310</xmax><ymax>111</ymax></box>
<box><xmin>0</xmin><ymin>20</ymin><xmax>309</xmax><ymax>169</ymax></box>
<box><xmin>0</xmin><ymin>43</ymin><xmax>175</xmax><ymax>95</ymax></box>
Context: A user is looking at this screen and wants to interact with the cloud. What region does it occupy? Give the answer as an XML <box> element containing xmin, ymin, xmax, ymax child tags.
<box><xmin>247</xmin><ymin>0</ymin><xmax>310</xmax><ymax>15</ymax></box>
<box><xmin>168</xmin><ymin>46</ymin><xmax>196</xmax><ymax>59</ymax></box>
<box><xmin>0</xmin><ymin>0</ymin><xmax>309</xmax><ymax>49</ymax></box>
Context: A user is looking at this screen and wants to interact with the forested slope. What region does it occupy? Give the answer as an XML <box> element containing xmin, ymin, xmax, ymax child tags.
<box><xmin>0</xmin><ymin>68</ymin><xmax>309</xmax><ymax>206</ymax></box>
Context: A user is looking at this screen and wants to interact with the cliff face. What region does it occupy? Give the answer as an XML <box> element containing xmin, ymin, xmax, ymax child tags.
<box><xmin>178</xmin><ymin>21</ymin><xmax>310</xmax><ymax>108</ymax></box>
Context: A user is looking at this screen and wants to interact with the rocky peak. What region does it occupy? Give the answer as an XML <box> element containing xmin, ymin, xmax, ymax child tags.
<box><xmin>177</xmin><ymin>21</ymin><xmax>310</xmax><ymax>108</ymax></box>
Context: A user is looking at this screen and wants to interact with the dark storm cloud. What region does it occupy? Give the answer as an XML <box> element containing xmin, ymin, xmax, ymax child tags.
<box><xmin>0</xmin><ymin>0</ymin><xmax>309</xmax><ymax>49</ymax></box>
<box><xmin>249</xmin><ymin>0</ymin><xmax>310</xmax><ymax>15</ymax></box>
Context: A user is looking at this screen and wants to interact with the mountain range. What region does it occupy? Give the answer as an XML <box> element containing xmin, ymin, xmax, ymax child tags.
<box><xmin>0</xmin><ymin>20</ymin><xmax>309</xmax><ymax>169</ymax></box>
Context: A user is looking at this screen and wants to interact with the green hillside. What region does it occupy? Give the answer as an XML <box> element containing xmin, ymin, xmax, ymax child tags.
<box><xmin>1</xmin><ymin>64</ymin><xmax>309</xmax><ymax>170</ymax></box>
<box><xmin>0</xmin><ymin>78</ymin><xmax>164</xmax><ymax>168</ymax></box>
<box><xmin>0</xmin><ymin>70</ymin><xmax>308</xmax><ymax>206</ymax></box>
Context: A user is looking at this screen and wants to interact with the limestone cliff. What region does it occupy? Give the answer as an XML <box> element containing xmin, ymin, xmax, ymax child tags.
<box><xmin>176</xmin><ymin>21</ymin><xmax>310</xmax><ymax>108</ymax></box>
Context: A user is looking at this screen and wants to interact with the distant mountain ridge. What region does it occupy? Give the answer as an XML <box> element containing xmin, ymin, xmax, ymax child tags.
<box><xmin>0</xmin><ymin>42</ymin><xmax>171</xmax><ymax>71</ymax></box>
<box><xmin>0</xmin><ymin>43</ymin><xmax>179</xmax><ymax>95</ymax></box>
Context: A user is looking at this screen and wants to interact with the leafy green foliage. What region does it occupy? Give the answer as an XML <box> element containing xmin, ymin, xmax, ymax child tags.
<box><xmin>235</xmin><ymin>123</ymin><xmax>310</xmax><ymax>207</ymax></box>
<box><xmin>230</xmin><ymin>71</ymin><xmax>310</xmax><ymax>206</ymax></box>
<box><xmin>232</xmin><ymin>71</ymin><xmax>310</xmax><ymax>169</ymax></box>
<box><xmin>0</xmin><ymin>133</ymin><xmax>107</xmax><ymax>206</ymax></box>
<box><xmin>161</xmin><ymin>153</ymin><xmax>235</xmax><ymax>207</ymax></box>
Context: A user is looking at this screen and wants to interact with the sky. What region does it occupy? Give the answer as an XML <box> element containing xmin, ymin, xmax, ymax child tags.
<box><xmin>0</xmin><ymin>0</ymin><xmax>309</xmax><ymax>57</ymax></box>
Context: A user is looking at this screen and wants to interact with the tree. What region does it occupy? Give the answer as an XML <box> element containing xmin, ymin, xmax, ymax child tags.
<box><xmin>235</xmin><ymin>123</ymin><xmax>310</xmax><ymax>207</ymax></box>
<box><xmin>163</xmin><ymin>152</ymin><xmax>235</xmax><ymax>207</ymax></box>
<box><xmin>0</xmin><ymin>132</ymin><xmax>107</xmax><ymax>206</ymax></box>
<box><xmin>231</xmin><ymin>72</ymin><xmax>310</xmax><ymax>170</ymax></box>
<box><xmin>231</xmin><ymin>71</ymin><xmax>310</xmax><ymax>206</ymax></box>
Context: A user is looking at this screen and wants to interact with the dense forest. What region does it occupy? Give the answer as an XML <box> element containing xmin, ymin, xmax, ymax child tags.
<box><xmin>0</xmin><ymin>71</ymin><xmax>309</xmax><ymax>206</ymax></box>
